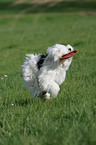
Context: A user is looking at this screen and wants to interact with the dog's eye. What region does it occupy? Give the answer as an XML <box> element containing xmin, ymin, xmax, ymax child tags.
<box><xmin>68</xmin><ymin>48</ymin><xmax>71</xmax><ymax>51</ymax></box>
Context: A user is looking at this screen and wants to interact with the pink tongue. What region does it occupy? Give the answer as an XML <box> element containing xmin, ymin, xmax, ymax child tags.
<box><xmin>60</xmin><ymin>50</ymin><xmax>78</xmax><ymax>59</ymax></box>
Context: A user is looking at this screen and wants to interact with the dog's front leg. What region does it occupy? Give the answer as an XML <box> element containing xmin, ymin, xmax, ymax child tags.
<box><xmin>49</xmin><ymin>81</ymin><xmax>60</xmax><ymax>98</ymax></box>
<box><xmin>39</xmin><ymin>79</ymin><xmax>60</xmax><ymax>98</ymax></box>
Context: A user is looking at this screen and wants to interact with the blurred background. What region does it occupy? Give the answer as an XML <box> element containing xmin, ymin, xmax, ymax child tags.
<box><xmin>0</xmin><ymin>0</ymin><xmax>96</xmax><ymax>14</ymax></box>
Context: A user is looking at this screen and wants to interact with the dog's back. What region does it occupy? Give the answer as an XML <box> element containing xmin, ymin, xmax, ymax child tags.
<box><xmin>37</xmin><ymin>54</ymin><xmax>47</xmax><ymax>69</ymax></box>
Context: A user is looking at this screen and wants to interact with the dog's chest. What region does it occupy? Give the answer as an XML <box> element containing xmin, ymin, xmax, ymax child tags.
<box><xmin>54</xmin><ymin>68</ymin><xmax>66</xmax><ymax>85</ymax></box>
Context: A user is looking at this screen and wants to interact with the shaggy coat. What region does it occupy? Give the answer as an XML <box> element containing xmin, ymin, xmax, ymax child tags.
<box><xmin>22</xmin><ymin>44</ymin><xmax>74</xmax><ymax>99</ymax></box>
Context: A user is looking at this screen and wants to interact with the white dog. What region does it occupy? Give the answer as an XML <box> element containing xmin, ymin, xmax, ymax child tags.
<box><xmin>22</xmin><ymin>44</ymin><xmax>78</xmax><ymax>100</ymax></box>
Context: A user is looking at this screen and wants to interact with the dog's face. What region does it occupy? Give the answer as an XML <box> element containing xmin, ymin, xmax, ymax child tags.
<box><xmin>47</xmin><ymin>44</ymin><xmax>77</xmax><ymax>70</ymax></box>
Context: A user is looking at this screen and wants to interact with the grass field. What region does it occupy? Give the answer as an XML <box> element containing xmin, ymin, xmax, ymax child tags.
<box><xmin>0</xmin><ymin>0</ymin><xmax>96</xmax><ymax>145</ymax></box>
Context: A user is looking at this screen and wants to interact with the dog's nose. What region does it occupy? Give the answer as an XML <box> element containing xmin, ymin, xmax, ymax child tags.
<box><xmin>68</xmin><ymin>48</ymin><xmax>71</xmax><ymax>51</ymax></box>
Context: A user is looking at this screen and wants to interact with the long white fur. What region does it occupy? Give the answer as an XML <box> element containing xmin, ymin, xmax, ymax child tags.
<box><xmin>22</xmin><ymin>44</ymin><xmax>74</xmax><ymax>99</ymax></box>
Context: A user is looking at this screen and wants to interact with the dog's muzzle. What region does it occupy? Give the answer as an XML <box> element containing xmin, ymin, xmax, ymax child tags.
<box><xmin>59</xmin><ymin>50</ymin><xmax>78</xmax><ymax>60</ymax></box>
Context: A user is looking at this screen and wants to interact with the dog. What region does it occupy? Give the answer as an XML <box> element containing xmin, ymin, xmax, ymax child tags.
<box><xmin>22</xmin><ymin>44</ymin><xmax>78</xmax><ymax>100</ymax></box>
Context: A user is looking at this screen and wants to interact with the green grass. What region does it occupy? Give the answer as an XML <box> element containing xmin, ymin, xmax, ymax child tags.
<box><xmin>0</xmin><ymin>0</ymin><xmax>96</xmax><ymax>145</ymax></box>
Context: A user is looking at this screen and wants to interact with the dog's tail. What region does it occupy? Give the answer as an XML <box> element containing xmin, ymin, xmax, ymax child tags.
<box><xmin>22</xmin><ymin>54</ymin><xmax>41</xmax><ymax>97</ymax></box>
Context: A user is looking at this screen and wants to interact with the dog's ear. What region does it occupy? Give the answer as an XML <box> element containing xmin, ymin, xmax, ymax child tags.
<box><xmin>47</xmin><ymin>45</ymin><xmax>59</xmax><ymax>62</ymax></box>
<box><xmin>54</xmin><ymin>55</ymin><xmax>59</xmax><ymax>61</ymax></box>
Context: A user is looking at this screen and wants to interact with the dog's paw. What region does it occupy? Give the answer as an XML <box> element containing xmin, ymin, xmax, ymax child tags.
<box><xmin>39</xmin><ymin>92</ymin><xmax>51</xmax><ymax>101</ymax></box>
<box><xmin>45</xmin><ymin>92</ymin><xmax>50</xmax><ymax>100</ymax></box>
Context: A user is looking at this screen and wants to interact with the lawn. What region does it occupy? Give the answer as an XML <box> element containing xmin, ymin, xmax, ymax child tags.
<box><xmin>0</xmin><ymin>0</ymin><xmax>96</xmax><ymax>145</ymax></box>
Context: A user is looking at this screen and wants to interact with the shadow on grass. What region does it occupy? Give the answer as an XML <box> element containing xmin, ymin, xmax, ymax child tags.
<box><xmin>0</xmin><ymin>1</ymin><xmax>96</xmax><ymax>15</ymax></box>
<box><xmin>14</xmin><ymin>97</ymin><xmax>40</xmax><ymax>106</ymax></box>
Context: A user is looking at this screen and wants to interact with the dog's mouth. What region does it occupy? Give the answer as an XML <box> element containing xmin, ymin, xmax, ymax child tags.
<box><xmin>59</xmin><ymin>50</ymin><xmax>78</xmax><ymax>60</ymax></box>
